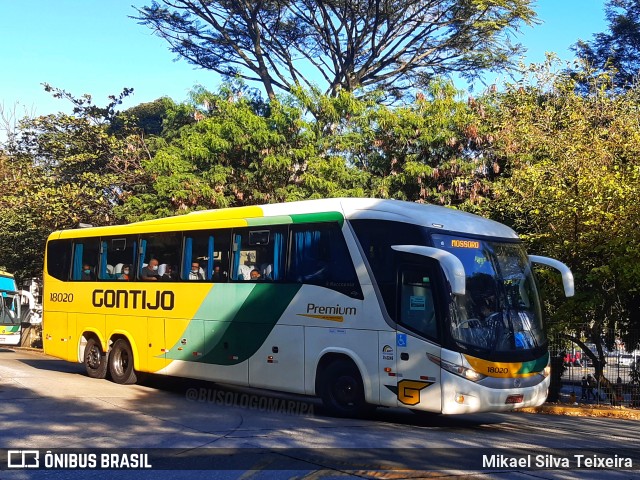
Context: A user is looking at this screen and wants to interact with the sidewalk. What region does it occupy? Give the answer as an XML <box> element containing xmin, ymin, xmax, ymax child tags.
<box><xmin>518</xmin><ymin>383</ymin><xmax>640</xmax><ymax>419</ymax></box>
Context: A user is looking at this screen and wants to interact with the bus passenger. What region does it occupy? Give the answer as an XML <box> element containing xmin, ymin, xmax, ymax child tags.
<box><xmin>188</xmin><ymin>262</ymin><xmax>204</xmax><ymax>281</ymax></box>
<box><xmin>250</xmin><ymin>269</ymin><xmax>262</xmax><ymax>280</ymax></box>
<box><xmin>162</xmin><ymin>265</ymin><xmax>176</xmax><ymax>280</ymax></box>
<box><xmin>212</xmin><ymin>265</ymin><xmax>224</xmax><ymax>281</ymax></box>
<box><xmin>118</xmin><ymin>264</ymin><xmax>131</xmax><ymax>281</ymax></box>
<box><xmin>141</xmin><ymin>259</ymin><xmax>160</xmax><ymax>281</ymax></box>
<box><xmin>81</xmin><ymin>264</ymin><xmax>96</xmax><ymax>281</ymax></box>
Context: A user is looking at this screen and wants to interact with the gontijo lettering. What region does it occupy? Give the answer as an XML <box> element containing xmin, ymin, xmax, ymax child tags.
<box><xmin>92</xmin><ymin>289</ymin><xmax>175</xmax><ymax>310</ymax></box>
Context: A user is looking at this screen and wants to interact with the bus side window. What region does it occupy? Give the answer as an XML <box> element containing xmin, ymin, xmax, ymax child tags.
<box><xmin>183</xmin><ymin>230</ymin><xmax>231</xmax><ymax>281</ymax></box>
<box><xmin>139</xmin><ymin>232</ymin><xmax>182</xmax><ymax>281</ymax></box>
<box><xmin>399</xmin><ymin>269</ymin><xmax>438</xmax><ymax>340</ymax></box>
<box><xmin>350</xmin><ymin>219</ymin><xmax>425</xmax><ymax>319</ymax></box>
<box><xmin>231</xmin><ymin>228</ymin><xmax>286</xmax><ymax>281</ymax></box>
<box><xmin>99</xmin><ymin>237</ymin><xmax>137</xmax><ymax>280</ymax></box>
<box><xmin>289</xmin><ymin>223</ymin><xmax>363</xmax><ymax>299</ymax></box>
<box><xmin>72</xmin><ymin>239</ymin><xmax>100</xmax><ymax>281</ymax></box>
<box><xmin>46</xmin><ymin>239</ymin><xmax>73</xmax><ymax>281</ymax></box>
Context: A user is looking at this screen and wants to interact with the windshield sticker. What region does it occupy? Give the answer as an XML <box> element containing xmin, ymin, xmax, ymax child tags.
<box><xmin>474</xmin><ymin>255</ymin><xmax>488</xmax><ymax>265</ymax></box>
<box><xmin>409</xmin><ymin>296</ymin><xmax>426</xmax><ymax>311</ymax></box>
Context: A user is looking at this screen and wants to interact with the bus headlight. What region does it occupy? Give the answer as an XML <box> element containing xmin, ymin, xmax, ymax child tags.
<box><xmin>438</xmin><ymin>358</ymin><xmax>486</xmax><ymax>382</ymax></box>
<box><xmin>542</xmin><ymin>364</ymin><xmax>551</xmax><ymax>378</ymax></box>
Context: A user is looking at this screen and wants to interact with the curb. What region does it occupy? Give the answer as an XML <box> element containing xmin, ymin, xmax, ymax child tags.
<box><xmin>518</xmin><ymin>403</ymin><xmax>640</xmax><ymax>420</ymax></box>
<box><xmin>12</xmin><ymin>346</ymin><xmax>45</xmax><ymax>354</ymax></box>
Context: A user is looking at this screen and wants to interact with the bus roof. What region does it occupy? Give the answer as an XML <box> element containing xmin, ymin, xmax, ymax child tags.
<box><xmin>48</xmin><ymin>198</ymin><xmax>518</xmax><ymax>240</ymax></box>
<box><xmin>264</xmin><ymin>198</ymin><xmax>518</xmax><ymax>239</ymax></box>
<box><xmin>0</xmin><ymin>271</ymin><xmax>17</xmax><ymax>292</ymax></box>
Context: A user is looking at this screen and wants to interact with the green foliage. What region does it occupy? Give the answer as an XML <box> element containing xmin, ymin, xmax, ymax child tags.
<box><xmin>292</xmin><ymin>81</ymin><xmax>496</xmax><ymax>205</ymax></box>
<box><xmin>115</xmin><ymin>97</ymin><xmax>194</xmax><ymax>137</ymax></box>
<box><xmin>115</xmin><ymin>85</ymin><xmax>314</xmax><ymax>219</ymax></box>
<box><xmin>479</xmin><ymin>60</ymin><xmax>640</xmax><ymax>350</ymax></box>
<box><xmin>0</xmin><ymin>87</ymin><xmax>151</xmax><ymax>279</ymax></box>
<box><xmin>118</xmin><ymin>81</ymin><xmax>494</xmax><ymax>220</ymax></box>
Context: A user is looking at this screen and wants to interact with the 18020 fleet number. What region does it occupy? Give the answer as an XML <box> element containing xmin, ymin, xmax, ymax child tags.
<box><xmin>49</xmin><ymin>292</ymin><xmax>74</xmax><ymax>303</ymax></box>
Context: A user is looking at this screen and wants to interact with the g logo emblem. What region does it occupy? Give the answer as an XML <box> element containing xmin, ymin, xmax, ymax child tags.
<box><xmin>397</xmin><ymin>380</ymin><xmax>432</xmax><ymax>405</ymax></box>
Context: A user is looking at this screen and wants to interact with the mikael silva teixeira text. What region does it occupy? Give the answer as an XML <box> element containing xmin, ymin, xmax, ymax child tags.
<box><xmin>483</xmin><ymin>454</ymin><xmax>633</xmax><ymax>469</ymax></box>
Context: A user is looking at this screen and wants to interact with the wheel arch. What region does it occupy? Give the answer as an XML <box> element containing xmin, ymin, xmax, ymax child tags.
<box><xmin>78</xmin><ymin>329</ymin><xmax>107</xmax><ymax>364</ymax></box>
<box><xmin>314</xmin><ymin>349</ymin><xmax>374</xmax><ymax>404</ymax></box>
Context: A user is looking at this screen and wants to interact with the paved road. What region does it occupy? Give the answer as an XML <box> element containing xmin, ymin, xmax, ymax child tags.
<box><xmin>1</xmin><ymin>348</ymin><xmax>639</xmax><ymax>479</ymax></box>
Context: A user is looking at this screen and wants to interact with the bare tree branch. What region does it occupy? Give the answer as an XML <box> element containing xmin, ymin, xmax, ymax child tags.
<box><xmin>134</xmin><ymin>0</ymin><xmax>538</xmax><ymax>97</ymax></box>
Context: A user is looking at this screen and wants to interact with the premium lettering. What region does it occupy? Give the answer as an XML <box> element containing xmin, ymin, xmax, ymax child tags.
<box><xmin>306</xmin><ymin>303</ymin><xmax>357</xmax><ymax>315</ymax></box>
<box><xmin>92</xmin><ymin>289</ymin><xmax>174</xmax><ymax>310</ymax></box>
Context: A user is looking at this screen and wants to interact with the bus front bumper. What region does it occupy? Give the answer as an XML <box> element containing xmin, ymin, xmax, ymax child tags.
<box><xmin>440</xmin><ymin>370</ymin><xmax>550</xmax><ymax>414</ymax></box>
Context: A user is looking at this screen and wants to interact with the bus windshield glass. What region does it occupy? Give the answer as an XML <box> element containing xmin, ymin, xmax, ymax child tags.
<box><xmin>432</xmin><ymin>234</ymin><xmax>545</xmax><ymax>354</ymax></box>
<box><xmin>1</xmin><ymin>291</ymin><xmax>20</xmax><ymax>325</ymax></box>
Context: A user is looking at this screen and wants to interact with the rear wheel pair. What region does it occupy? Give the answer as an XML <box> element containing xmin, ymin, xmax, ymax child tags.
<box><xmin>83</xmin><ymin>337</ymin><xmax>137</xmax><ymax>384</ymax></box>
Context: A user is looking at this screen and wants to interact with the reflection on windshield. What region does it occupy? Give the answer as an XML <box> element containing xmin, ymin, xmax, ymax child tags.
<box><xmin>432</xmin><ymin>235</ymin><xmax>544</xmax><ymax>353</ymax></box>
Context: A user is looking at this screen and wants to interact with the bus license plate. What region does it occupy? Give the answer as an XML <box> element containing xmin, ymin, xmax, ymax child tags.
<box><xmin>505</xmin><ymin>394</ymin><xmax>524</xmax><ymax>404</ymax></box>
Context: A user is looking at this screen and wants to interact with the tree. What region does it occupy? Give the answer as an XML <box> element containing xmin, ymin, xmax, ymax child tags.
<box><xmin>115</xmin><ymin>84</ymin><xmax>319</xmax><ymax>220</ymax></box>
<box><xmin>573</xmin><ymin>0</ymin><xmax>640</xmax><ymax>90</ymax></box>
<box><xmin>118</xmin><ymin>80</ymin><xmax>497</xmax><ymax>219</ymax></box>
<box><xmin>134</xmin><ymin>0</ymin><xmax>537</xmax><ymax>98</ymax></box>
<box><xmin>293</xmin><ymin>79</ymin><xmax>495</xmax><ymax>205</ymax></box>
<box><xmin>115</xmin><ymin>96</ymin><xmax>196</xmax><ymax>138</ymax></box>
<box><xmin>0</xmin><ymin>87</ymin><xmax>152</xmax><ymax>279</ymax></box>
<box><xmin>479</xmin><ymin>61</ymin><xmax>640</xmax><ymax>390</ymax></box>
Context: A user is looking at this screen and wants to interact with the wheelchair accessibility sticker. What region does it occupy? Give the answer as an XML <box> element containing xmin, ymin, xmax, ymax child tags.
<box><xmin>396</xmin><ymin>333</ymin><xmax>407</xmax><ymax>347</ymax></box>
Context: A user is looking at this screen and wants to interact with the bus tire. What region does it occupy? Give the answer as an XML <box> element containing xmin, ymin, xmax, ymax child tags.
<box><xmin>319</xmin><ymin>359</ymin><xmax>371</xmax><ymax>418</ymax></box>
<box><xmin>108</xmin><ymin>338</ymin><xmax>137</xmax><ymax>385</ymax></box>
<box><xmin>84</xmin><ymin>338</ymin><xmax>108</xmax><ymax>379</ymax></box>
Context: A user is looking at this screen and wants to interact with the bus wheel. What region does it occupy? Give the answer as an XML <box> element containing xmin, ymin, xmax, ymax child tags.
<box><xmin>84</xmin><ymin>338</ymin><xmax>108</xmax><ymax>379</ymax></box>
<box><xmin>319</xmin><ymin>359</ymin><xmax>370</xmax><ymax>418</ymax></box>
<box><xmin>108</xmin><ymin>339</ymin><xmax>137</xmax><ymax>385</ymax></box>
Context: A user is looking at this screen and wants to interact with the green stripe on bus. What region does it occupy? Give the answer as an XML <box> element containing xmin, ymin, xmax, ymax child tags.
<box><xmin>516</xmin><ymin>352</ymin><xmax>549</xmax><ymax>374</ymax></box>
<box><xmin>246</xmin><ymin>216</ymin><xmax>293</xmax><ymax>227</ymax></box>
<box><xmin>166</xmin><ymin>283</ymin><xmax>302</xmax><ymax>365</ymax></box>
<box><xmin>290</xmin><ymin>212</ymin><xmax>344</xmax><ymax>225</ymax></box>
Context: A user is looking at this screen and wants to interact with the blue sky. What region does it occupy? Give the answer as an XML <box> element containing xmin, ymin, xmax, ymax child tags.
<box><xmin>0</xmin><ymin>0</ymin><xmax>608</xmax><ymax>119</ymax></box>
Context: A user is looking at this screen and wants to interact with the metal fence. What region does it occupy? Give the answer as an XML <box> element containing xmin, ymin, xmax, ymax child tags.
<box><xmin>548</xmin><ymin>334</ymin><xmax>640</xmax><ymax>408</ymax></box>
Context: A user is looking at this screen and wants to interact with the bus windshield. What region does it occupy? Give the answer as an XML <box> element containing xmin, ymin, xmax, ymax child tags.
<box><xmin>1</xmin><ymin>291</ymin><xmax>20</xmax><ymax>325</ymax></box>
<box><xmin>432</xmin><ymin>234</ymin><xmax>545</xmax><ymax>354</ymax></box>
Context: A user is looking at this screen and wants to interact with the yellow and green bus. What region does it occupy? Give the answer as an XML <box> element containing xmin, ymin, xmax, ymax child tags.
<box><xmin>43</xmin><ymin>198</ymin><xmax>573</xmax><ymax>416</ymax></box>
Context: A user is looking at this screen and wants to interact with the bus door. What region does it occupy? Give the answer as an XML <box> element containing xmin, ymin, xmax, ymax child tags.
<box><xmin>394</xmin><ymin>262</ymin><xmax>442</xmax><ymax>412</ymax></box>
<box><xmin>147</xmin><ymin>316</ymin><xmax>167</xmax><ymax>373</ymax></box>
<box><xmin>0</xmin><ymin>290</ymin><xmax>21</xmax><ymax>346</ymax></box>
